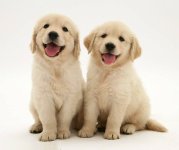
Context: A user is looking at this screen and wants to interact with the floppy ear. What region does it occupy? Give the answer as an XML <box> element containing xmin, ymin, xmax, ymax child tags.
<box><xmin>73</xmin><ymin>33</ymin><xmax>80</xmax><ymax>59</ymax></box>
<box><xmin>130</xmin><ymin>36</ymin><xmax>141</xmax><ymax>60</ymax></box>
<box><xmin>84</xmin><ymin>31</ymin><xmax>96</xmax><ymax>53</ymax></box>
<box><xmin>30</xmin><ymin>27</ymin><xmax>37</xmax><ymax>53</ymax></box>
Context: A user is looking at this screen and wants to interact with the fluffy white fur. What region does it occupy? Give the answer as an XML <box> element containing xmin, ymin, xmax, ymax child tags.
<box><xmin>29</xmin><ymin>14</ymin><xmax>84</xmax><ymax>141</ymax></box>
<box><xmin>79</xmin><ymin>21</ymin><xmax>167</xmax><ymax>140</ymax></box>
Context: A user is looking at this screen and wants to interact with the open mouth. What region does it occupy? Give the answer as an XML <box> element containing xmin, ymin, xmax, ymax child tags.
<box><xmin>101</xmin><ymin>53</ymin><xmax>120</xmax><ymax>65</ymax></box>
<box><xmin>43</xmin><ymin>42</ymin><xmax>65</xmax><ymax>57</ymax></box>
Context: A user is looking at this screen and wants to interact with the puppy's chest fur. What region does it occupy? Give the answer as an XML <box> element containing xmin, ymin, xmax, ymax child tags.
<box><xmin>88</xmin><ymin>68</ymin><xmax>130</xmax><ymax>112</ymax></box>
<box><xmin>51</xmin><ymin>74</ymin><xmax>71</xmax><ymax>97</ymax></box>
<box><xmin>33</xmin><ymin>62</ymin><xmax>81</xmax><ymax>110</ymax></box>
<box><xmin>51</xmin><ymin>70</ymin><xmax>80</xmax><ymax>103</ymax></box>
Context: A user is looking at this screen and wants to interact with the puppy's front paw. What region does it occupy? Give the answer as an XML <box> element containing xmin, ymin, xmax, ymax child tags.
<box><xmin>121</xmin><ymin>124</ymin><xmax>136</xmax><ymax>134</ymax></box>
<box><xmin>104</xmin><ymin>131</ymin><xmax>120</xmax><ymax>140</ymax></box>
<box><xmin>39</xmin><ymin>131</ymin><xmax>57</xmax><ymax>142</ymax></box>
<box><xmin>78</xmin><ymin>127</ymin><xmax>95</xmax><ymax>138</ymax></box>
<box><xmin>30</xmin><ymin>123</ymin><xmax>42</xmax><ymax>134</ymax></box>
<box><xmin>57</xmin><ymin>130</ymin><xmax>71</xmax><ymax>139</ymax></box>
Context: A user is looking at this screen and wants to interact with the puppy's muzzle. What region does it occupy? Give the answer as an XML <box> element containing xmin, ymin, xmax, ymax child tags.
<box><xmin>43</xmin><ymin>31</ymin><xmax>65</xmax><ymax>58</ymax></box>
<box><xmin>48</xmin><ymin>31</ymin><xmax>59</xmax><ymax>41</ymax></box>
<box><xmin>101</xmin><ymin>42</ymin><xmax>120</xmax><ymax>65</ymax></box>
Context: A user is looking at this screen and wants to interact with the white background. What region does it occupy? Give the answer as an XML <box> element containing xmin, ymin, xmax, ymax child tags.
<box><xmin>0</xmin><ymin>0</ymin><xmax>179</xmax><ymax>149</ymax></box>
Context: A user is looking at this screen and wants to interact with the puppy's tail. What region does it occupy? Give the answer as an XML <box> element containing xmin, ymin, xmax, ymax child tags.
<box><xmin>146</xmin><ymin>119</ymin><xmax>167</xmax><ymax>132</ymax></box>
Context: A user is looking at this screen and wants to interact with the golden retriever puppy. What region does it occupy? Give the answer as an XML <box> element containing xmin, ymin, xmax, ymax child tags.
<box><xmin>29</xmin><ymin>14</ymin><xmax>84</xmax><ymax>141</ymax></box>
<box><xmin>78</xmin><ymin>21</ymin><xmax>167</xmax><ymax>140</ymax></box>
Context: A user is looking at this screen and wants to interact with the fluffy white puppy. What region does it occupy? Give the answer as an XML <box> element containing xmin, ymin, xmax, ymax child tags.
<box><xmin>29</xmin><ymin>14</ymin><xmax>84</xmax><ymax>141</ymax></box>
<box><xmin>79</xmin><ymin>21</ymin><xmax>167</xmax><ymax>140</ymax></box>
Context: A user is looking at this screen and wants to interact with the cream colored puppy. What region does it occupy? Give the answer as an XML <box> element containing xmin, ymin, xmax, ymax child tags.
<box><xmin>79</xmin><ymin>21</ymin><xmax>167</xmax><ymax>140</ymax></box>
<box><xmin>29</xmin><ymin>14</ymin><xmax>84</xmax><ymax>141</ymax></box>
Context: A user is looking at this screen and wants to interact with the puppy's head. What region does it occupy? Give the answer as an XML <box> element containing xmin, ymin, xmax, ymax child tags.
<box><xmin>30</xmin><ymin>14</ymin><xmax>80</xmax><ymax>60</ymax></box>
<box><xmin>84</xmin><ymin>21</ymin><xmax>141</xmax><ymax>67</ymax></box>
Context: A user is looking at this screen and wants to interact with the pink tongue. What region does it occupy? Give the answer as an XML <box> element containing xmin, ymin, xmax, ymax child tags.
<box><xmin>45</xmin><ymin>43</ymin><xmax>60</xmax><ymax>57</ymax></box>
<box><xmin>102</xmin><ymin>53</ymin><xmax>116</xmax><ymax>65</ymax></box>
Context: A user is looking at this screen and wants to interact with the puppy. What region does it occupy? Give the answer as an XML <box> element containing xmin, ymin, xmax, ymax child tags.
<box><xmin>78</xmin><ymin>21</ymin><xmax>167</xmax><ymax>140</ymax></box>
<box><xmin>29</xmin><ymin>14</ymin><xmax>84</xmax><ymax>141</ymax></box>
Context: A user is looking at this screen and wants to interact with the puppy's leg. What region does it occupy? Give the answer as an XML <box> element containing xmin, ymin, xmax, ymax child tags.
<box><xmin>36</xmin><ymin>97</ymin><xmax>57</xmax><ymax>142</ymax></box>
<box><xmin>104</xmin><ymin>102</ymin><xmax>128</xmax><ymax>140</ymax></box>
<box><xmin>121</xmin><ymin>124</ymin><xmax>136</xmax><ymax>134</ymax></box>
<box><xmin>121</xmin><ymin>102</ymin><xmax>150</xmax><ymax>134</ymax></box>
<box><xmin>30</xmin><ymin>104</ymin><xmax>42</xmax><ymax>134</ymax></box>
<box><xmin>78</xmin><ymin>97</ymin><xmax>99</xmax><ymax>138</ymax></box>
<box><xmin>57</xmin><ymin>102</ymin><xmax>75</xmax><ymax>139</ymax></box>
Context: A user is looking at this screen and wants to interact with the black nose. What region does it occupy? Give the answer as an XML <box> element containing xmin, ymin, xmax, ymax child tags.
<box><xmin>48</xmin><ymin>31</ymin><xmax>58</xmax><ymax>41</ymax></box>
<box><xmin>105</xmin><ymin>42</ymin><xmax>116</xmax><ymax>51</ymax></box>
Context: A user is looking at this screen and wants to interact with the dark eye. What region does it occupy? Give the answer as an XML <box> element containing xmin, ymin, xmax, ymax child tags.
<box><xmin>119</xmin><ymin>36</ymin><xmax>125</xmax><ymax>42</ymax></box>
<box><xmin>43</xmin><ymin>24</ymin><xmax>49</xmax><ymax>29</ymax></box>
<box><xmin>101</xmin><ymin>33</ymin><xmax>107</xmax><ymax>38</ymax></box>
<box><xmin>62</xmin><ymin>26</ymin><xmax>68</xmax><ymax>32</ymax></box>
